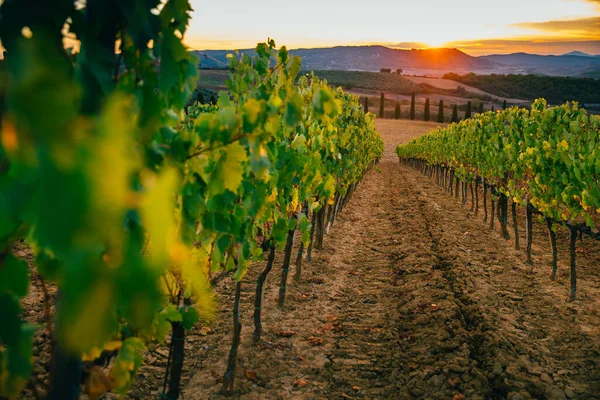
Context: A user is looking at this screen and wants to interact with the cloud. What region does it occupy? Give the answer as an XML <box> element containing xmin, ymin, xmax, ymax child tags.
<box><xmin>386</xmin><ymin>42</ymin><xmax>431</xmax><ymax>49</ymax></box>
<box><xmin>513</xmin><ymin>16</ymin><xmax>600</xmax><ymax>38</ymax></box>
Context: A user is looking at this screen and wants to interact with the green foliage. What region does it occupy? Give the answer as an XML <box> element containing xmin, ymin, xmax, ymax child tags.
<box><xmin>0</xmin><ymin>9</ymin><xmax>383</xmax><ymax>395</ymax></box>
<box><xmin>396</xmin><ymin>100</ymin><xmax>600</xmax><ymax>229</ymax></box>
<box><xmin>424</xmin><ymin>98</ymin><xmax>430</xmax><ymax>122</ymax></box>
<box><xmin>410</xmin><ymin>93</ymin><xmax>416</xmax><ymax>120</ymax></box>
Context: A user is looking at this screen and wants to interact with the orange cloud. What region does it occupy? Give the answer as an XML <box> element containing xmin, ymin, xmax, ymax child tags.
<box><xmin>514</xmin><ymin>17</ymin><xmax>600</xmax><ymax>38</ymax></box>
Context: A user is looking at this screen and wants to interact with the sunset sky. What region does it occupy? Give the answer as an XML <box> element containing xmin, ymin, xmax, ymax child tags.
<box><xmin>187</xmin><ymin>0</ymin><xmax>600</xmax><ymax>55</ymax></box>
<box><xmin>0</xmin><ymin>0</ymin><xmax>599</xmax><ymax>56</ymax></box>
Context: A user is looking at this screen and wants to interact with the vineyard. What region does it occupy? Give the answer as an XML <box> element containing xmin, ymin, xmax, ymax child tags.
<box><xmin>396</xmin><ymin>101</ymin><xmax>600</xmax><ymax>301</ymax></box>
<box><xmin>2</xmin><ymin>1</ymin><xmax>600</xmax><ymax>400</ymax></box>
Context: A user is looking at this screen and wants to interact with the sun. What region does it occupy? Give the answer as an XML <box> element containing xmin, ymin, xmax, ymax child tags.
<box><xmin>424</xmin><ymin>39</ymin><xmax>448</xmax><ymax>48</ymax></box>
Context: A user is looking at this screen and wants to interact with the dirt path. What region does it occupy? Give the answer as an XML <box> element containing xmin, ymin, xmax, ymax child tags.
<box><xmin>173</xmin><ymin>120</ymin><xmax>600</xmax><ymax>399</ymax></box>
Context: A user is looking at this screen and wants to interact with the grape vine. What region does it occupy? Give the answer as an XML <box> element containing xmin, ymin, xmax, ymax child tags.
<box><xmin>396</xmin><ymin>99</ymin><xmax>600</xmax><ymax>300</ymax></box>
<box><xmin>0</xmin><ymin>1</ymin><xmax>383</xmax><ymax>398</ymax></box>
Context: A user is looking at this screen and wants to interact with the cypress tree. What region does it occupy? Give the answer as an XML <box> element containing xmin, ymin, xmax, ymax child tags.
<box><xmin>394</xmin><ymin>102</ymin><xmax>401</xmax><ymax>119</ymax></box>
<box><xmin>438</xmin><ymin>100</ymin><xmax>444</xmax><ymax>123</ymax></box>
<box><xmin>210</xmin><ymin>95</ymin><xmax>216</xmax><ymax>105</ymax></box>
<box><xmin>410</xmin><ymin>92</ymin><xmax>416</xmax><ymax>120</ymax></box>
<box><xmin>196</xmin><ymin>91</ymin><xmax>204</xmax><ymax>104</ymax></box>
<box><xmin>491</xmin><ymin>105</ymin><xmax>495</xmax><ymax>113</ymax></box>
<box><xmin>380</xmin><ymin>92</ymin><xmax>385</xmax><ymax>118</ymax></box>
<box><xmin>364</xmin><ymin>97</ymin><xmax>369</xmax><ymax>113</ymax></box>
<box><xmin>451</xmin><ymin>104</ymin><xmax>458</xmax><ymax>123</ymax></box>
<box><xmin>478</xmin><ymin>101</ymin><xmax>484</xmax><ymax>114</ymax></box>
<box><xmin>502</xmin><ymin>100</ymin><xmax>507</xmax><ymax>110</ymax></box>
<box><xmin>465</xmin><ymin>101</ymin><xmax>472</xmax><ymax>119</ymax></box>
<box><xmin>424</xmin><ymin>98</ymin><xmax>430</xmax><ymax>121</ymax></box>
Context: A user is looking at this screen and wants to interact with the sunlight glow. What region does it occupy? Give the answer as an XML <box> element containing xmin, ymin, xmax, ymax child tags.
<box><xmin>187</xmin><ymin>0</ymin><xmax>600</xmax><ymax>54</ymax></box>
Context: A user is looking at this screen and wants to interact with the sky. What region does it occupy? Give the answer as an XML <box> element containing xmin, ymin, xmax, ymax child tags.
<box><xmin>186</xmin><ymin>0</ymin><xmax>600</xmax><ymax>55</ymax></box>
<box><xmin>0</xmin><ymin>0</ymin><xmax>598</xmax><ymax>57</ymax></box>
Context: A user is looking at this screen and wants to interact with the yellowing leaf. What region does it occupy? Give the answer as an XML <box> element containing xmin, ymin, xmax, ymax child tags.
<box><xmin>222</xmin><ymin>142</ymin><xmax>248</xmax><ymax>193</ymax></box>
<box><xmin>542</xmin><ymin>141</ymin><xmax>551</xmax><ymax>151</ymax></box>
<box><xmin>140</xmin><ymin>167</ymin><xmax>180</xmax><ymax>268</ymax></box>
<box><xmin>61</xmin><ymin>281</ymin><xmax>114</xmax><ymax>353</ymax></box>
<box><xmin>82</xmin><ymin>346</ymin><xmax>103</xmax><ymax>362</ymax></box>
<box><xmin>558</xmin><ymin>140</ymin><xmax>569</xmax><ymax>151</ymax></box>
<box><xmin>287</xmin><ymin>187</ymin><xmax>299</xmax><ymax>213</ymax></box>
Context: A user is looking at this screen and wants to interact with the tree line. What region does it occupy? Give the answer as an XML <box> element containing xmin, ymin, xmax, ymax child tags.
<box><xmin>366</xmin><ymin>92</ymin><xmax>509</xmax><ymax>122</ymax></box>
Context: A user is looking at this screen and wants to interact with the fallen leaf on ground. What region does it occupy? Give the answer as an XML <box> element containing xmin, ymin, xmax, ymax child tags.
<box><xmin>307</xmin><ymin>336</ymin><xmax>323</xmax><ymax>346</ymax></box>
<box><xmin>293</xmin><ymin>379</ymin><xmax>308</xmax><ymax>387</ymax></box>
<box><xmin>430</xmin><ymin>304</ymin><xmax>442</xmax><ymax>312</ymax></box>
<box><xmin>340</xmin><ymin>394</ymin><xmax>353</xmax><ymax>399</ymax></box>
<box><xmin>352</xmin><ymin>385</ymin><xmax>361</xmax><ymax>391</ymax></box>
<box><xmin>199</xmin><ymin>326</ymin><xmax>213</xmax><ymax>336</ymax></box>
<box><xmin>243</xmin><ymin>370</ymin><xmax>259</xmax><ymax>383</ymax></box>
<box><xmin>453</xmin><ymin>394</ymin><xmax>465</xmax><ymax>400</ymax></box>
<box><xmin>448</xmin><ymin>377</ymin><xmax>460</xmax><ymax>386</ymax></box>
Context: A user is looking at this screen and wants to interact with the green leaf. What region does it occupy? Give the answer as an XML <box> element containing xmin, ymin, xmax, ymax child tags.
<box><xmin>0</xmin><ymin>254</ymin><xmax>29</xmax><ymax>298</ymax></box>
<box><xmin>221</xmin><ymin>142</ymin><xmax>248</xmax><ymax>193</ymax></box>
<box><xmin>161</xmin><ymin>304</ymin><xmax>183</xmax><ymax>323</ymax></box>
<box><xmin>180</xmin><ymin>306</ymin><xmax>199</xmax><ymax>330</ymax></box>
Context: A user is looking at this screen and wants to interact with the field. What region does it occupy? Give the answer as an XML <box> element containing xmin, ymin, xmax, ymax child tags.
<box><xmin>195</xmin><ymin>70</ymin><xmax>530</xmax><ymax>121</ymax></box>
<box><xmin>443</xmin><ymin>73</ymin><xmax>600</xmax><ymax>106</ymax></box>
<box><xmin>18</xmin><ymin>120</ymin><xmax>600</xmax><ymax>399</ymax></box>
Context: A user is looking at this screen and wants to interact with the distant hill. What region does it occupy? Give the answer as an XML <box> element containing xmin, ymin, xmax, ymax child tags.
<box><xmin>193</xmin><ymin>45</ymin><xmax>495</xmax><ymax>72</ymax></box>
<box><xmin>193</xmin><ymin>45</ymin><xmax>600</xmax><ymax>78</ymax></box>
<box><xmin>480</xmin><ymin>52</ymin><xmax>600</xmax><ymax>76</ymax></box>
<box><xmin>561</xmin><ymin>51</ymin><xmax>596</xmax><ymax>58</ymax></box>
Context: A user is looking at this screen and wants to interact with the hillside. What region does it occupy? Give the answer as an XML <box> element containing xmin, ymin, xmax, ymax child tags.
<box><xmin>443</xmin><ymin>73</ymin><xmax>600</xmax><ymax>104</ymax></box>
<box><xmin>194</xmin><ymin>46</ymin><xmax>495</xmax><ymax>72</ymax></box>
<box><xmin>480</xmin><ymin>53</ymin><xmax>600</xmax><ymax>76</ymax></box>
<box><xmin>194</xmin><ymin>45</ymin><xmax>600</xmax><ymax>77</ymax></box>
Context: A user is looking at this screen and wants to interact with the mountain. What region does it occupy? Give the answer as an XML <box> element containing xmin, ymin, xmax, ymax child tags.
<box><xmin>194</xmin><ymin>45</ymin><xmax>496</xmax><ymax>72</ymax></box>
<box><xmin>479</xmin><ymin>52</ymin><xmax>600</xmax><ymax>76</ymax></box>
<box><xmin>561</xmin><ymin>51</ymin><xmax>594</xmax><ymax>57</ymax></box>
<box><xmin>194</xmin><ymin>45</ymin><xmax>600</xmax><ymax>77</ymax></box>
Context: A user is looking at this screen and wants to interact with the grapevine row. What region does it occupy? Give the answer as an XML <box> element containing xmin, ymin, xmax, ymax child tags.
<box><xmin>396</xmin><ymin>99</ymin><xmax>600</xmax><ymax>301</ymax></box>
<box><xmin>0</xmin><ymin>1</ymin><xmax>383</xmax><ymax>399</ymax></box>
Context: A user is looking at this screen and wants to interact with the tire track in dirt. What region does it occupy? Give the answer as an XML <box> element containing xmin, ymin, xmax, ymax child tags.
<box><xmin>398</xmin><ymin>161</ymin><xmax>600</xmax><ymax>400</ymax></box>
<box><xmin>319</xmin><ymin>118</ymin><xmax>600</xmax><ymax>399</ymax></box>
